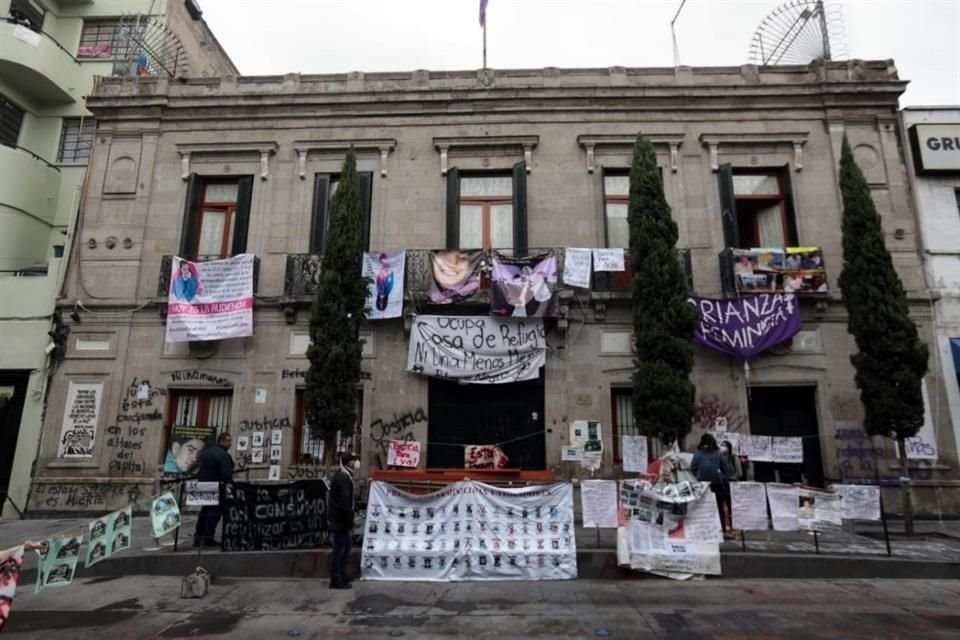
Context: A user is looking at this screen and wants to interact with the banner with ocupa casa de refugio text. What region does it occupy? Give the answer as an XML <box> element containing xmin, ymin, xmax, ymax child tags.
<box><xmin>406</xmin><ymin>315</ymin><xmax>546</xmax><ymax>384</ymax></box>
<box><xmin>165</xmin><ymin>254</ymin><xmax>255</xmax><ymax>343</ymax></box>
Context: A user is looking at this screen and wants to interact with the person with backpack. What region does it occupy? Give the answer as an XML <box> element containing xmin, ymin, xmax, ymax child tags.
<box><xmin>690</xmin><ymin>433</ymin><xmax>732</xmax><ymax>537</ymax></box>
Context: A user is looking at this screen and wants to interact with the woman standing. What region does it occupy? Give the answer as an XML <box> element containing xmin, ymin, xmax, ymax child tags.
<box><xmin>719</xmin><ymin>440</ymin><xmax>742</xmax><ymax>537</ymax></box>
<box><xmin>690</xmin><ymin>434</ymin><xmax>731</xmax><ymax>536</ymax></box>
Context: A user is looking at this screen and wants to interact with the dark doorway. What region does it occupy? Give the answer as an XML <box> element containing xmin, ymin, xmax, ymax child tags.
<box><xmin>0</xmin><ymin>372</ymin><xmax>30</xmax><ymax>507</ymax></box>
<box><xmin>748</xmin><ymin>386</ymin><xmax>824</xmax><ymax>487</ymax></box>
<box><xmin>427</xmin><ymin>372</ymin><xmax>545</xmax><ymax>469</ymax></box>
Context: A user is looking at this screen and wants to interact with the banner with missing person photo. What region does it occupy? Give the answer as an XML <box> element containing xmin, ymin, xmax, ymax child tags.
<box><xmin>361</xmin><ymin>480</ymin><xmax>577</xmax><ymax>581</ymax></box>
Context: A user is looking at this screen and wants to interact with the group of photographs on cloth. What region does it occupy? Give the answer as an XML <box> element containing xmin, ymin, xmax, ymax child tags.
<box><xmin>732</xmin><ymin>247</ymin><xmax>828</xmax><ymax>294</ymax></box>
<box><xmin>362</xmin><ymin>502</ymin><xmax>575</xmax><ymax>572</ymax></box>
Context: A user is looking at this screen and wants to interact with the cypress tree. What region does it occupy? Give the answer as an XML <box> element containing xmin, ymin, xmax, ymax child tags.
<box><xmin>305</xmin><ymin>148</ymin><xmax>370</xmax><ymax>462</ymax></box>
<box><xmin>838</xmin><ymin>136</ymin><xmax>928</xmax><ymax>532</ymax></box>
<box><xmin>629</xmin><ymin>134</ymin><xmax>698</xmax><ymax>447</ymax></box>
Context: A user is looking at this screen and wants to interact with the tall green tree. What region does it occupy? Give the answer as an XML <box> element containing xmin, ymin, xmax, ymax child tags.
<box><xmin>838</xmin><ymin>136</ymin><xmax>929</xmax><ymax>532</ymax></box>
<box><xmin>629</xmin><ymin>134</ymin><xmax>698</xmax><ymax>447</ymax></box>
<box><xmin>305</xmin><ymin>148</ymin><xmax>370</xmax><ymax>462</ymax></box>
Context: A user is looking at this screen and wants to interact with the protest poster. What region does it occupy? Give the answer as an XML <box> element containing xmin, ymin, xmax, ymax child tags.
<box><xmin>270</xmin><ymin>446</ymin><xmax>282</xmax><ymax>462</ymax></box>
<box><xmin>581</xmin><ymin>480</ymin><xmax>619</xmax><ymax>528</ymax></box>
<box><xmin>627</xmin><ymin>521</ymin><xmax>721</xmax><ymax>576</ymax></box>
<box><xmin>0</xmin><ymin>546</ymin><xmax>25</xmax><ymax>632</ymax></box>
<box><xmin>108</xmin><ymin>507</ymin><xmax>132</xmax><ymax>557</ymax></box>
<box><xmin>388</xmin><ymin>440</ymin><xmax>422</xmax><ymax>468</ymax></box>
<box><xmin>681</xmin><ymin>490</ymin><xmax>724</xmax><ymax>543</ymax></box>
<box><xmin>464</xmin><ymin>445</ymin><xmax>509</xmax><ymax>469</ymax></box>
<box><xmin>562</xmin><ymin>248</ymin><xmax>592</xmax><ymax>288</ymax></box>
<box><xmin>35</xmin><ymin>535</ymin><xmax>82</xmax><ymax>593</ymax></box>
<box><xmin>782</xmin><ymin>247</ymin><xmax>828</xmax><ymax>294</ymax></box>
<box><xmin>237</xmin><ymin>436</ymin><xmax>249</xmax><ymax>452</ymax></box>
<box><xmin>361</xmin><ymin>480</ymin><xmax>577</xmax><ymax>581</ymax></box>
<box><xmin>428</xmin><ymin>250</ymin><xmax>482</xmax><ymax>304</ymax></box>
<box><xmin>744</xmin><ymin>434</ymin><xmax>773</xmax><ymax>463</ymax></box>
<box><xmin>222</xmin><ymin>481</ymin><xmax>328</xmax><ymax>551</ymax></box>
<box><xmin>85</xmin><ymin>514</ymin><xmax>111</xmax><ymax>567</ymax></box>
<box><xmin>185</xmin><ymin>481</ymin><xmax>220</xmax><ymax>507</ymax></box>
<box><xmin>165</xmin><ymin>254</ymin><xmax>255</xmax><ymax>343</ymax></box>
<box><xmin>831</xmin><ymin>484</ymin><xmax>881</xmax><ymax>521</ymax></box>
<box><xmin>621</xmin><ymin>435</ymin><xmax>648</xmax><ymax>473</ymax></box>
<box><xmin>407</xmin><ymin>315</ymin><xmax>546</xmax><ymax>384</ymax></box>
<box><xmin>252</xmin><ymin>432</ymin><xmax>264</xmax><ymax>448</ymax></box>
<box><xmin>731</xmin><ymin>482</ymin><xmax>768</xmax><ymax>531</ymax></box>
<box><xmin>592</xmin><ymin>248</ymin><xmax>625</xmax><ymax>272</ymax></box>
<box><xmin>363</xmin><ymin>250</ymin><xmax>406</xmax><ymax>319</ymax></box>
<box><xmin>772</xmin><ymin>436</ymin><xmax>804</xmax><ymax>463</ymax></box>
<box><xmin>268</xmin><ymin>465</ymin><xmax>281</xmax><ymax>481</ymax></box>
<box><xmin>164</xmin><ymin>424</ymin><xmax>215</xmax><ymax>474</ymax></box>
<box><xmin>252</xmin><ymin>448</ymin><xmax>264</xmax><ymax>464</ymax></box>
<box><xmin>688</xmin><ymin>294</ymin><xmax>801</xmax><ymax>359</ymax></box>
<box><xmin>764</xmin><ymin>483</ymin><xmax>799</xmax><ymax>531</ymax></box>
<box><xmin>271</xmin><ymin>430</ymin><xmax>283</xmax><ymax>445</ymax></box>
<box><xmin>57</xmin><ymin>381</ymin><xmax>103</xmax><ymax>458</ymax></box>
<box><xmin>490</xmin><ymin>253</ymin><xmax>560</xmax><ymax>318</ymax></box>
<box><xmin>561</xmin><ymin>447</ymin><xmax>583</xmax><ymax>462</ymax></box>
<box><xmin>713</xmin><ymin>432</ymin><xmax>741</xmax><ymax>456</ymax></box>
<box><xmin>150</xmin><ymin>492</ymin><xmax>181</xmax><ymax>538</ymax></box>
<box><xmin>797</xmin><ymin>487</ymin><xmax>842</xmax><ymax>532</ymax></box>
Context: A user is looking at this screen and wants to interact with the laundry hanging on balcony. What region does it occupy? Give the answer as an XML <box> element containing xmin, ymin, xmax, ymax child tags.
<box><xmin>363</xmin><ymin>250</ymin><xmax>405</xmax><ymax>319</ymax></box>
<box><xmin>165</xmin><ymin>254</ymin><xmax>255</xmax><ymax>343</ymax></box>
<box><xmin>428</xmin><ymin>249</ymin><xmax>483</xmax><ymax>304</ymax></box>
<box><xmin>688</xmin><ymin>294</ymin><xmax>801</xmax><ymax>359</ymax></box>
<box><xmin>490</xmin><ymin>252</ymin><xmax>559</xmax><ymax>318</ymax></box>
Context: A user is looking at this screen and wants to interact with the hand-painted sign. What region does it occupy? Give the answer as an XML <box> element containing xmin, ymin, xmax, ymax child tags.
<box><xmin>689</xmin><ymin>294</ymin><xmax>801</xmax><ymax>359</ymax></box>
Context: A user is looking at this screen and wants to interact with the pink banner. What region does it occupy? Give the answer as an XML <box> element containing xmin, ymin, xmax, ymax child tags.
<box><xmin>165</xmin><ymin>254</ymin><xmax>254</xmax><ymax>343</ymax></box>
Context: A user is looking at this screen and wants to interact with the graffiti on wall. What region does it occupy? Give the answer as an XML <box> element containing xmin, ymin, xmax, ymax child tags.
<box><xmin>692</xmin><ymin>394</ymin><xmax>747</xmax><ymax>433</ymax></box>
<box><xmin>370</xmin><ymin>408</ymin><xmax>427</xmax><ymax>454</ymax></box>
<box><xmin>33</xmin><ymin>483</ymin><xmax>143</xmax><ymax>510</ymax></box>
<box><xmin>835</xmin><ymin>424</ymin><xmax>932</xmax><ymax>483</ymax></box>
<box><xmin>169</xmin><ymin>370</ymin><xmax>230</xmax><ymax>386</ymax></box>
<box><xmin>239</xmin><ymin>416</ymin><xmax>292</xmax><ymax>432</ymax></box>
<box><xmin>106</xmin><ymin>378</ymin><xmax>166</xmax><ymax>475</ymax></box>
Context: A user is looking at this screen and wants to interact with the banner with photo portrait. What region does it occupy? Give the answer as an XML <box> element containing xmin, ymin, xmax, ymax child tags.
<box><xmin>84</xmin><ymin>506</ymin><xmax>132</xmax><ymax>567</ymax></box>
<box><xmin>35</xmin><ymin>536</ymin><xmax>83</xmax><ymax>593</ymax></box>
<box><xmin>361</xmin><ymin>480</ymin><xmax>577</xmax><ymax>582</ymax></box>
<box><xmin>164</xmin><ymin>424</ymin><xmax>216</xmax><ymax>474</ymax></box>
<box><xmin>165</xmin><ymin>254</ymin><xmax>255</xmax><ymax>343</ymax></box>
<box><xmin>428</xmin><ymin>250</ymin><xmax>483</xmax><ymax>304</ymax></box>
<box><xmin>363</xmin><ymin>250</ymin><xmax>406</xmax><ymax>319</ymax></box>
<box><xmin>490</xmin><ymin>253</ymin><xmax>560</xmax><ymax>318</ymax></box>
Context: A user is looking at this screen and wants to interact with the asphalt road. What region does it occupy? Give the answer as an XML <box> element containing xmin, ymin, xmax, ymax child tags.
<box><xmin>4</xmin><ymin>576</ymin><xmax>959</xmax><ymax>639</ymax></box>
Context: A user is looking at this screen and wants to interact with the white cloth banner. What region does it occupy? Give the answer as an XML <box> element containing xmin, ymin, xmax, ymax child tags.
<box><xmin>621</xmin><ymin>436</ymin><xmax>648</xmax><ymax>473</ymax></box>
<box><xmin>185</xmin><ymin>481</ymin><xmax>220</xmax><ymax>507</ymax></box>
<box><xmin>406</xmin><ymin>315</ymin><xmax>546</xmax><ymax>384</ymax></box>
<box><xmin>731</xmin><ymin>482</ymin><xmax>768</xmax><ymax>531</ymax></box>
<box><xmin>764</xmin><ymin>483</ymin><xmax>799</xmax><ymax>531</ymax></box>
<box><xmin>562</xmin><ymin>248</ymin><xmax>592</xmax><ymax>288</ymax></box>
<box><xmin>772</xmin><ymin>437</ymin><xmax>804</xmax><ymax>463</ymax></box>
<box><xmin>165</xmin><ymin>254</ymin><xmax>254</xmax><ymax>343</ymax></box>
<box><xmin>361</xmin><ymin>480</ymin><xmax>577</xmax><ymax>581</ymax></box>
<box><xmin>744</xmin><ymin>435</ymin><xmax>773</xmax><ymax>462</ymax></box>
<box><xmin>627</xmin><ymin>522</ymin><xmax>721</xmax><ymax>576</ymax></box>
<box><xmin>798</xmin><ymin>487</ymin><xmax>842</xmax><ymax>532</ymax></box>
<box><xmin>592</xmin><ymin>248</ymin><xmax>625</xmax><ymax>272</ymax></box>
<box><xmin>581</xmin><ymin>480</ymin><xmax>618</xmax><ymax>528</ymax></box>
<box><xmin>831</xmin><ymin>484</ymin><xmax>881</xmax><ymax>521</ymax></box>
<box><xmin>363</xmin><ymin>250</ymin><xmax>405</xmax><ymax>319</ymax></box>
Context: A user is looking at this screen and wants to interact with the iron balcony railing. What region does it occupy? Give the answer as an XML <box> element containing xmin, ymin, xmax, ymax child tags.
<box><xmin>157</xmin><ymin>255</ymin><xmax>260</xmax><ymax>297</ymax></box>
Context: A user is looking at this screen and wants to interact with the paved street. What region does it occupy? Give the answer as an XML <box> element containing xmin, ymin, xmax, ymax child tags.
<box><xmin>4</xmin><ymin>577</ymin><xmax>960</xmax><ymax>639</ymax></box>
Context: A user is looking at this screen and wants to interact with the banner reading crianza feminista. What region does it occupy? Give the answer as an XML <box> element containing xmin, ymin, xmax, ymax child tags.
<box><xmin>165</xmin><ymin>254</ymin><xmax>255</xmax><ymax>343</ymax></box>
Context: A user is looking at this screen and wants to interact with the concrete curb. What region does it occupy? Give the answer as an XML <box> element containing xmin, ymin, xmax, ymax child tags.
<box><xmin>20</xmin><ymin>548</ymin><xmax>960</xmax><ymax>582</ymax></box>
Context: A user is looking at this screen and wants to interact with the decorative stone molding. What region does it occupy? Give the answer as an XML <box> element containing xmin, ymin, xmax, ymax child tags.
<box><xmin>176</xmin><ymin>142</ymin><xmax>279</xmax><ymax>180</ymax></box>
<box><xmin>292</xmin><ymin>139</ymin><xmax>398</xmax><ymax>179</ymax></box>
<box><xmin>698</xmin><ymin>132</ymin><xmax>809</xmax><ymax>172</ymax></box>
<box><xmin>577</xmin><ymin>134</ymin><xmax>685</xmax><ymax>173</ymax></box>
<box><xmin>432</xmin><ymin>135</ymin><xmax>539</xmax><ymax>176</ymax></box>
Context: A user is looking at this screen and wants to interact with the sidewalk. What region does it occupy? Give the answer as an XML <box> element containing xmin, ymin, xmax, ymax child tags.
<box><xmin>4</xmin><ymin>515</ymin><xmax>960</xmax><ymax>580</ymax></box>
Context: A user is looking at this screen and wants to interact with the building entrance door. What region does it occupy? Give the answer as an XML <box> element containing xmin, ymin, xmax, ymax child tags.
<box><xmin>0</xmin><ymin>372</ymin><xmax>29</xmax><ymax>509</ymax></box>
<box><xmin>748</xmin><ymin>385</ymin><xmax>824</xmax><ymax>487</ymax></box>
<box><xmin>427</xmin><ymin>372</ymin><xmax>545</xmax><ymax>469</ymax></box>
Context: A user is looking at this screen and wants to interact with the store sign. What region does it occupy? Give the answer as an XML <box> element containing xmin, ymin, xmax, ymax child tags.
<box><xmin>909</xmin><ymin>124</ymin><xmax>960</xmax><ymax>174</ymax></box>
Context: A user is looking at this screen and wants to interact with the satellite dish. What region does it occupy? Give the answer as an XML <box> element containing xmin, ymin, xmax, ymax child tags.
<box><xmin>748</xmin><ymin>0</ymin><xmax>847</xmax><ymax>66</ymax></box>
<box><xmin>112</xmin><ymin>14</ymin><xmax>192</xmax><ymax>79</ymax></box>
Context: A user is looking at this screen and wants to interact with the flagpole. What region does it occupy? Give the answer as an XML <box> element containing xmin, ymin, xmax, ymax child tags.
<box><xmin>483</xmin><ymin>22</ymin><xmax>487</xmax><ymax>69</ymax></box>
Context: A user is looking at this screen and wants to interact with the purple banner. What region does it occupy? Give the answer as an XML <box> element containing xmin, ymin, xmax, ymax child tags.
<box><xmin>491</xmin><ymin>253</ymin><xmax>559</xmax><ymax>318</ymax></box>
<box><xmin>688</xmin><ymin>294</ymin><xmax>801</xmax><ymax>359</ymax></box>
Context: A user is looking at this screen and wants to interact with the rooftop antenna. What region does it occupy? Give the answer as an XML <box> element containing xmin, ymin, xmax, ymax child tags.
<box><xmin>671</xmin><ymin>0</ymin><xmax>688</xmax><ymax>67</ymax></box>
<box><xmin>748</xmin><ymin>0</ymin><xmax>848</xmax><ymax>66</ymax></box>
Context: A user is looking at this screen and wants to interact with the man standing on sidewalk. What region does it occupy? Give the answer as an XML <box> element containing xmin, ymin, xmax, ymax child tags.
<box><xmin>193</xmin><ymin>433</ymin><xmax>234</xmax><ymax>547</ymax></box>
<box><xmin>329</xmin><ymin>452</ymin><xmax>359</xmax><ymax>589</ymax></box>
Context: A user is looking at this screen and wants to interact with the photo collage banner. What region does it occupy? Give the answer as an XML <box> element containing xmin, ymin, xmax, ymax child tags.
<box><xmin>730</xmin><ymin>247</ymin><xmax>828</xmax><ymax>294</ymax></box>
<box><xmin>361</xmin><ymin>480</ymin><xmax>577</xmax><ymax>581</ymax></box>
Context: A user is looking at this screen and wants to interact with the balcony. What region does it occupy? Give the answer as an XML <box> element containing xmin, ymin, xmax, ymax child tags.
<box><xmin>0</xmin><ymin>144</ymin><xmax>61</xmax><ymax>223</ymax></box>
<box><xmin>157</xmin><ymin>255</ymin><xmax>261</xmax><ymax>297</ymax></box>
<box><xmin>719</xmin><ymin>247</ymin><xmax>828</xmax><ymax>295</ymax></box>
<box><xmin>591</xmin><ymin>249</ymin><xmax>692</xmax><ymax>293</ymax></box>
<box><xmin>0</xmin><ymin>259</ymin><xmax>60</xmax><ymax>319</ymax></box>
<box><xmin>0</xmin><ymin>21</ymin><xmax>82</xmax><ymax>104</ymax></box>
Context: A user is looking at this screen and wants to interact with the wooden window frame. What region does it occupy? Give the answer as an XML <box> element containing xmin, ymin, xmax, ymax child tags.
<box><xmin>163</xmin><ymin>389</ymin><xmax>232</xmax><ymax>460</ymax></box>
<box><xmin>195</xmin><ymin>181</ymin><xmax>239</xmax><ymax>258</ymax></box>
<box><xmin>733</xmin><ymin>172</ymin><xmax>789</xmax><ymax>248</ymax></box>
<box><xmin>458</xmin><ymin>178</ymin><xmax>514</xmax><ymax>251</ymax></box>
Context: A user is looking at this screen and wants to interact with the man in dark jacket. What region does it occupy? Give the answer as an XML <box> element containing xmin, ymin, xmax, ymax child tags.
<box><xmin>193</xmin><ymin>432</ymin><xmax>234</xmax><ymax>547</ymax></box>
<box><xmin>328</xmin><ymin>452</ymin><xmax>359</xmax><ymax>589</ymax></box>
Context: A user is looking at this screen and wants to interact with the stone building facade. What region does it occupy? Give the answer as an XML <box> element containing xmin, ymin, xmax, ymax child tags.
<box><xmin>27</xmin><ymin>61</ymin><xmax>959</xmax><ymax>515</ymax></box>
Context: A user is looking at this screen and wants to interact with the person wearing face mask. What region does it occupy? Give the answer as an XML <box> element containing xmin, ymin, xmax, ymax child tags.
<box><xmin>329</xmin><ymin>452</ymin><xmax>360</xmax><ymax>589</ymax></box>
<box><xmin>720</xmin><ymin>440</ymin><xmax>743</xmax><ymax>538</ymax></box>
